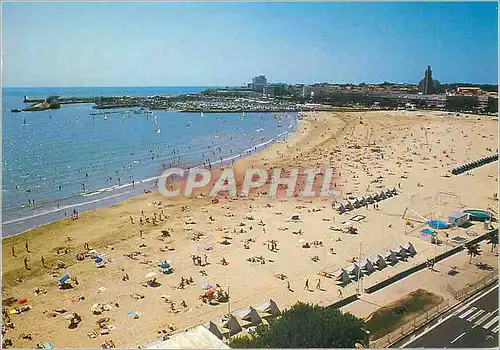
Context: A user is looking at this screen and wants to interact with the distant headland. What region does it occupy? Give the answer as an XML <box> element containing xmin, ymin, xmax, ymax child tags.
<box><xmin>12</xmin><ymin>67</ymin><xmax>499</xmax><ymax>114</ymax></box>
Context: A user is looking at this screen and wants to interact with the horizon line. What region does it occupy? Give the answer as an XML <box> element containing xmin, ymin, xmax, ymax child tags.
<box><xmin>2</xmin><ymin>81</ymin><xmax>499</xmax><ymax>89</ymax></box>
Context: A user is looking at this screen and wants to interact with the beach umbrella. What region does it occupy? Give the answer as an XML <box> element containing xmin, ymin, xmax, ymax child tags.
<box><xmin>160</xmin><ymin>263</ymin><xmax>170</xmax><ymax>269</ymax></box>
<box><xmin>205</xmin><ymin>289</ymin><xmax>215</xmax><ymax>297</ymax></box>
<box><xmin>94</xmin><ymin>257</ymin><xmax>103</xmax><ymax>264</ymax></box>
<box><xmin>58</xmin><ymin>274</ymin><xmax>70</xmax><ymax>285</ymax></box>
<box><xmin>17</xmin><ymin>297</ymin><xmax>27</xmax><ymax>304</ymax></box>
<box><xmin>145</xmin><ymin>272</ymin><xmax>157</xmax><ymax>279</ymax></box>
<box><xmin>201</xmin><ymin>283</ymin><xmax>213</xmax><ymax>290</ymax></box>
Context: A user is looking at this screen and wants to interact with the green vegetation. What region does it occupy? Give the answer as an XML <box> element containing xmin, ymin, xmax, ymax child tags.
<box><xmin>465</xmin><ymin>242</ymin><xmax>482</xmax><ymax>263</ymax></box>
<box><xmin>487</xmin><ymin>230</ymin><xmax>498</xmax><ymax>252</ymax></box>
<box><xmin>228</xmin><ymin>302</ymin><xmax>367</xmax><ymax>348</ymax></box>
<box><xmin>365</xmin><ymin>289</ymin><xmax>443</xmax><ymax>340</ymax></box>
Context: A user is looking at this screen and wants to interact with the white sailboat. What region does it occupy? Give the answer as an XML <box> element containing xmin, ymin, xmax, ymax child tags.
<box><xmin>153</xmin><ymin>115</ymin><xmax>160</xmax><ymax>134</ymax></box>
<box><xmin>200</xmin><ymin>111</ymin><xmax>204</xmax><ymax>118</ymax></box>
<box><xmin>104</xmin><ymin>113</ymin><xmax>108</xmax><ymax>121</ymax></box>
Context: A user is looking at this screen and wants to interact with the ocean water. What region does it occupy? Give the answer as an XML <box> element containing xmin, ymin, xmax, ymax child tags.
<box><xmin>2</xmin><ymin>87</ymin><xmax>298</xmax><ymax>236</ymax></box>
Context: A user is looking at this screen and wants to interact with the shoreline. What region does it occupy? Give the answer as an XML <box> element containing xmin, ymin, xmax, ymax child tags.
<box><xmin>2</xmin><ymin>116</ymin><xmax>300</xmax><ymax>238</ymax></box>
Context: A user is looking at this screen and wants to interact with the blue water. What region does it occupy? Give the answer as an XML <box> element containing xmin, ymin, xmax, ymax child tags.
<box><xmin>2</xmin><ymin>87</ymin><xmax>298</xmax><ymax>236</ymax></box>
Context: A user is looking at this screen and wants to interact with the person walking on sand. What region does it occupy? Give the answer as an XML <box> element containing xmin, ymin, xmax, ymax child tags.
<box><xmin>130</xmin><ymin>216</ymin><xmax>134</xmax><ymax>224</ymax></box>
<box><xmin>140</xmin><ymin>230</ymin><xmax>144</xmax><ymax>239</ymax></box>
<box><xmin>41</xmin><ymin>256</ymin><xmax>46</xmax><ymax>268</ymax></box>
<box><xmin>84</xmin><ymin>241</ymin><xmax>89</xmax><ymax>250</ymax></box>
<box><xmin>338</xmin><ymin>289</ymin><xmax>343</xmax><ymax>298</ymax></box>
<box><xmin>203</xmin><ymin>254</ymin><xmax>208</xmax><ymax>266</ymax></box>
<box><xmin>287</xmin><ymin>280</ymin><xmax>291</xmax><ymax>291</ymax></box>
<box><xmin>12</xmin><ymin>246</ymin><xmax>16</xmax><ymax>257</ymax></box>
<box><xmin>304</xmin><ymin>279</ymin><xmax>309</xmax><ymax>290</ymax></box>
<box><xmin>316</xmin><ymin>278</ymin><xmax>321</xmax><ymax>290</ymax></box>
<box><xmin>25</xmin><ymin>241</ymin><xmax>30</xmax><ymax>253</ymax></box>
<box><xmin>24</xmin><ymin>257</ymin><xmax>30</xmax><ymax>270</ymax></box>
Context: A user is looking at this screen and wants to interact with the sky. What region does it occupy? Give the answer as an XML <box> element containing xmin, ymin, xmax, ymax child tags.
<box><xmin>1</xmin><ymin>2</ymin><xmax>498</xmax><ymax>87</ymax></box>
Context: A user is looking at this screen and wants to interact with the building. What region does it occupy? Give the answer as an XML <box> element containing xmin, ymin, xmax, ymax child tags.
<box><xmin>302</xmin><ymin>85</ymin><xmax>312</xmax><ymax>98</ymax></box>
<box><xmin>423</xmin><ymin>94</ymin><xmax>446</xmax><ymax>109</ymax></box>
<box><xmin>141</xmin><ymin>325</ymin><xmax>230</xmax><ymax>349</ymax></box>
<box><xmin>448</xmin><ymin>211</ymin><xmax>469</xmax><ymax>227</ymax></box>
<box><xmin>478</xmin><ymin>95</ymin><xmax>489</xmax><ymax>110</ymax></box>
<box><xmin>249</xmin><ymin>75</ymin><xmax>268</xmax><ymax>91</ymax></box>
<box><xmin>456</xmin><ymin>86</ymin><xmax>481</xmax><ymax>94</ymax></box>
<box><xmin>263</xmin><ymin>83</ymin><xmax>287</xmax><ymax>97</ymax></box>
<box><xmin>418</xmin><ymin>66</ymin><xmax>437</xmax><ymax>95</ymax></box>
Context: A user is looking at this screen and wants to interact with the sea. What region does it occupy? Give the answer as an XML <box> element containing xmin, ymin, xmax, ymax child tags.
<box><xmin>2</xmin><ymin>87</ymin><xmax>299</xmax><ymax>237</ymax></box>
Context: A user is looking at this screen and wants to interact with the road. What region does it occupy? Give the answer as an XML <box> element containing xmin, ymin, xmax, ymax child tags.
<box><xmin>401</xmin><ymin>282</ymin><xmax>498</xmax><ymax>348</ymax></box>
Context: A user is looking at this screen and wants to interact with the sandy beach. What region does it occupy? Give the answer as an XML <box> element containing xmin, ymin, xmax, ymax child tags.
<box><xmin>2</xmin><ymin>110</ymin><xmax>498</xmax><ymax>348</ymax></box>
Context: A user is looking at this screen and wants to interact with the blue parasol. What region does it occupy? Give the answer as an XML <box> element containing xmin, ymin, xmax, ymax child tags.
<box><xmin>201</xmin><ymin>283</ymin><xmax>213</xmax><ymax>290</ymax></box>
<box><xmin>58</xmin><ymin>274</ymin><xmax>70</xmax><ymax>285</ymax></box>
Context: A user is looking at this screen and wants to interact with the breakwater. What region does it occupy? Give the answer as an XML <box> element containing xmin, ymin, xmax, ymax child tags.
<box><xmin>16</xmin><ymin>93</ymin><xmax>302</xmax><ymax>113</ymax></box>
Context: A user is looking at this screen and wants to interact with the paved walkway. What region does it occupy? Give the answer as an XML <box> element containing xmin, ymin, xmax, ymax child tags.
<box><xmin>341</xmin><ymin>239</ymin><xmax>498</xmax><ymax>319</ymax></box>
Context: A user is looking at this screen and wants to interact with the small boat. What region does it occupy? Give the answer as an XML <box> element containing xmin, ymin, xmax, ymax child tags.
<box><xmin>153</xmin><ymin>115</ymin><xmax>161</xmax><ymax>133</ymax></box>
<box><xmin>104</xmin><ymin>114</ymin><xmax>108</xmax><ymax>121</ymax></box>
<box><xmin>256</xmin><ymin>128</ymin><xmax>264</xmax><ymax>132</ymax></box>
<box><xmin>200</xmin><ymin>112</ymin><xmax>204</xmax><ymax>118</ymax></box>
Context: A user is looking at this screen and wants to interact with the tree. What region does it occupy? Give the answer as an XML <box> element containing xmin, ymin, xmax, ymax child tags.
<box><xmin>228</xmin><ymin>302</ymin><xmax>367</xmax><ymax>348</ymax></box>
<box><xmin>487</xmin><ymin>231</ymin><xmax>498</xmax><ymax>252</ymax></box>
<box><xmin>465</xmin><ymin>242</ymin><xmax>482</xmax><ymax>264</ymax></box>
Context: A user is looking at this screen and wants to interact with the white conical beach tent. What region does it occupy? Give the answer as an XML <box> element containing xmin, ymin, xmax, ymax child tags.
<box><xmin>206</xmin><ymin>321</ymin><xmax>226</xmax><ymax>340</ymax></box>
<box><xmin>221</xmin><ymin>315</ymin><xmax>243</xmax><ymax>335</ymax></box>
<box><xmin>234</xmin><ymin>306</ymin><xmax>264</xmax><ymax>327</ymax></box>
<box><xmin>370</xmin><ymin>254</ymin><xmax>388</xmax><ymax>269</ymax></box>
<box><xmin>401</xmin><ymin>242</ymin><xmax>417</xmax><ymax>256</ymax></box>
<box><xmin>383</xmin><ymin>250</ymin><xmax>399</xmax><ymax>264</ymax></box>
<box><xmin>256</xmin><ymin>299</ymin><xmax>280</xmax><ymax>317</ymax></box>
<box><xmin>360</xmin><ymin>258</ymin><xmax>375</xmax><ymax>273</ymax></box>
<box><xmin>346</xmin><ymin>263</ymin><xmax>363</xmax><ymax>280</ymax></box>
<box><xmin>336</xmin><ymin>203</ymin><xmax>346</xmax><ymax>213</ymax></box>
<box><xmin>393</xmin><ymin>246</ymin><xmax>409</xmax><ymax>259</ymax></box>
<box><xmin>334</xmin><ymin>269</ymin><xmax>352</xmax><ymax>284</ymax></box>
